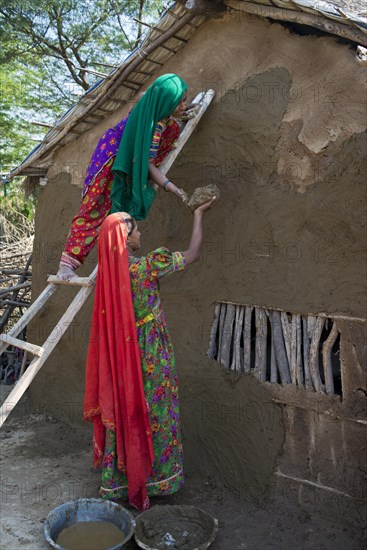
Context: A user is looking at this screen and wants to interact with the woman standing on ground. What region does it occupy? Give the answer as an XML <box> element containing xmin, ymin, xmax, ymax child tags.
<box><xmin>57</xmin><ymin>73</ymin><xmax>189</xmax><ymax>281</ymax></box>
<box><xmin>83</xmin><ymin>198</ymin><xmax>216</xmax><ymax>510</ymax></box>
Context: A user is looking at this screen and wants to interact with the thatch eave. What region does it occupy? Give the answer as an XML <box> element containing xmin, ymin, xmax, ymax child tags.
<box><xmin>8</xmin><ymin>0</ymin><xmax>366</xmax><ymax>181</ymax></box>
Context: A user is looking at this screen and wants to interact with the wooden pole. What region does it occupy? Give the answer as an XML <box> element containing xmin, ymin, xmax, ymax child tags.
<box><xmin>308</xmin><ymin>316</ymin><xmax>325</xmax><ymax>393</ymax></box>
<box><xmin>296</xmin><ymin>314</ymin><xmax>303</xmax><ymax>386</ymax></box>
<box><xmin>281</xmin><ymin>312</ymin><xmax>292</xmax><ymax>368</ymax></box>
<box><xmin>270</xmin><ymin>329</ymin><xmax>278</xmax><ymax>383</ymax></box>
<box><xmin>208</xmin><ymin>303</ymin><xmax>220</xmax><ymax>359</ymax></box>
<box><xmin>30</xmin><ymin>121</ymin><xmax>53</xmax><ymax>128</ymax></box>
<box><xmin>302</xmin><ymin>317</ymin><xmax>312</xmax><ymax>390</ymax></box>
<box><xmin>0</xmin><ymin>300</ymin><xmax>30</xmax><ymax>308</ymax></box>
<box><xmin>217</xmin><ymin>303</ymin><xmax>227</xmax><ymax>364</ymax></box>
<box><xmin>272</xmin><ymin>310</ymin><xmax>291</xmax><ymax>384</ymax></box>
<box><xmin>231</xmin><ymin>305</ymin><xmax>244</xmax><ymax>371</ymax></box>
<box><xmin>322</xmin><ymin>321</ymin><xmax>339</xmax><ymax>395</ymax></box>
<box><xmin>243</xmin><ymin>306</ymin><xmax>253</xmax><ymax>374</ymax></box>
<box><xmin>255</xmin><ymin>308</ymin><xmax>267</xmax><ymax>381</ymax></box>
<box><xmin>220</xmin><ymin>303</ymin><xmax>235</xmax><ymax>369</ymax></box>
<box><xmin>0</xmin><ymin>282</ymin><xmax>31</xmax><ymax>297</ymax></box>
<box><xmin>290</xmin><ymin>314</ymin><xmax>297</xmax><ymax>384</ymax></box>
<box><xmin>75</xmin><ymin>66</ymin><xmax>108</xmax><ymax>78</ymax></box>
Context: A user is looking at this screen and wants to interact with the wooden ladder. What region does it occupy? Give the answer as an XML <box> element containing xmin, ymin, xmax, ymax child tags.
<box><xmin>0</xmin><ymin>89</ymin><xmax>215</xmax><ymax>427</ymax></box>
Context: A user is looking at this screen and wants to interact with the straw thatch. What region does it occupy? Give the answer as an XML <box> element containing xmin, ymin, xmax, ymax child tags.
<box><xmin>8</xmin><ymin>0</ymin><xmax>366</xmax><ymax>182</ymax></box>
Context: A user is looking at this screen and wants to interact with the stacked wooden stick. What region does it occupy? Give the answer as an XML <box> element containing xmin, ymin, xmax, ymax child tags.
<box><xmin>1</xmin><ymin>207</ymin><xmax>34</xmax><ymax>334</ymax></box>
<box><xmin>0</xmin><ymin>250</ymin><xmax>32</xmax><ymax>333</ymax></box>
<box><xmin>208</xmin><ymin>302</ymin><xmax>339</xmax><ymax>395</ymax></box>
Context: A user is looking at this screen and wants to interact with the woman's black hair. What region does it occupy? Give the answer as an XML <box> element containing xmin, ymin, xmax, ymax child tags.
<box><xmin>125</xmin><ymin>216</ymin><xmax>137</xmax><ymax>236</ymax></box>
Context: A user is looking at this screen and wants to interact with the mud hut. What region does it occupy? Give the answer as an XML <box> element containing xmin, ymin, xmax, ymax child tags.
<box><xmin>9</xmin><ymin>0</ymin><xmax>367</xmax><ymax>530</ymax></box>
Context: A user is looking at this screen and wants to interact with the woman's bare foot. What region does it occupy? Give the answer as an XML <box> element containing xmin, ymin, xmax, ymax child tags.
<box><xmin>56</xmin><ymin>264</ymin><xmax>76</xmax><ymax>281</ymax></box>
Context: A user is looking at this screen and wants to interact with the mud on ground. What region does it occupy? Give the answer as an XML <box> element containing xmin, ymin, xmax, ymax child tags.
<box><xmin>0</xmin><ymin>389</ymin><xmax>365</xmax><ymax>550</ymax></box>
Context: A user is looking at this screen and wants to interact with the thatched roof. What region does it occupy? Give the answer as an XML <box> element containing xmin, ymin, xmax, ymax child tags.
<box><xmin>9</xmin><ymin>0</ymin><xmax>366</xmax><ymax>181</ymax></box>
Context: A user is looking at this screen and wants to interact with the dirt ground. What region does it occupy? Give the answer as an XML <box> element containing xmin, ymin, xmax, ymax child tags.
<box><xmin>1</xmin><ymin>386</ymin><xmax>365</xmax><ymax>550</ymax></box>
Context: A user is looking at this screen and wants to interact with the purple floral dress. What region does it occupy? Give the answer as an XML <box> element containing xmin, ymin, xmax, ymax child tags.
<box><xmin>100</xmin><ymin>247</ymin><xmax>186</xmax><ymax>499</ymax></box>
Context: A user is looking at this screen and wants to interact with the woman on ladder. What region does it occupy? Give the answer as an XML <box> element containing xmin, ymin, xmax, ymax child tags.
<box><xmin>57</xmin><ymin>73</ymin><xmax>189</xmax><ymax>281</ymax></box>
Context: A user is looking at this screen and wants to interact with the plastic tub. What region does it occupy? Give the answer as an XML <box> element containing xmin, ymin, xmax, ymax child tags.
<box><xmin>44</xmin><ymin>498</ymin><xmax>135</xmax><ymax>550</ymax></box>
<box><xmin>134</xmin><ymin>505</ymin><xmax>218</xmax><ymax>550</ymax></box>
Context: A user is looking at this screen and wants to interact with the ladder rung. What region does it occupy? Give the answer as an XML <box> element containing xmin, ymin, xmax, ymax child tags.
<box><xmin>0</xmin><ymin>334</ymin><xmax>44</xmax><ymax>357</ymax></box>
<box><xmin>47</xmin><ymin>275</ymin><xmax>94</xmax><ymax>287</ymax></box>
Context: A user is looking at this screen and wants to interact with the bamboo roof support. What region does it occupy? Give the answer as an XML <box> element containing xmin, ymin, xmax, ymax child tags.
<box><xmin>140</xmin><ymin>57</ymin><xmax>164</xmax><ymax>65</ymax></box>
<box><xmin>85</xmin><ymin>114</ymin><xmax>105</xmax><ymax>120</ymax></box>
<box><xmin>30</xmin><ymin>121</ymin><xmax>53</xmax><ymax>128</ymax></box>
<box><xmin>132</xmin><ymin>69</ymin><xmax>155</xmax><ymax>76</ymax></box>
<box><xmin>122</xmin><ymin>79</ymin><xmax>142</xmax><ymax>89</ymax></box>
<box><xmin>94</xmin><ymin>107</ymin><xmax>114</xmax><ymax>114</ymax></box>
<box><xmin>76</xmin><ymin>67</ymin><xmax>109</xmax><ymax>78</ymax></box>
<box><xmin>108</xmin><ymin>97</ymin><xmax>127</xmax><ymax>104</ymax></box>
<box><xmin>94</xmin><ymin>61</ymin><xmax>118</xmax><ymax>69</ymax></box>
<box><xmin>159</xmin><ymin>43</ymin><xmax>178</xmax><ymax>53</ymax></box>
<box><xmin>134</xmin><ymin>16</ymin><xmax>189</xmax><ymax>41</ymax></box>
<box><xmin>165</xmin><ymin>8</ymin><xmax>199</xmax><ymax>25</ymax></box>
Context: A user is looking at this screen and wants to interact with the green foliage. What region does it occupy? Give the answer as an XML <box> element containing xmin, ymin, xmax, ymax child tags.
<box><xmin>1</xmin><ymin>186</ymin><xmax>37</xmax><ymax>224</ymax></box>
<box><xmin>0</xmin><ymin>59</ymin><xmax>61</xmax><ymax>175</ymax></box>
<box><xmin>0</xmin><ymin>177</ymin><xmax>36</xmax><ymax>248</ymax></box>
<box><xmin>0</xmin><ymin>0</ymin><xmax>164</xmax><ymax>179</ymax></box>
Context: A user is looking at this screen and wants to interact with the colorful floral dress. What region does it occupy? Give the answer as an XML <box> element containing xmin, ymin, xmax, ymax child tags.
<box><xmin>100</xmin><ymin>247</ymin><xmax>186</xmax><ymax>499</ymax></box>
<box><xmin>60</xmin><ymin>117</ymin><xmax>180</xmax><ymax>270</ymax></box>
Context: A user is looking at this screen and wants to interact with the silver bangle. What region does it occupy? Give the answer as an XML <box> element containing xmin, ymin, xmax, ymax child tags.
<box><xmin>163</xmin><ymin>179</ymin><xmax>171</xmax><ymax>192</ymax></box>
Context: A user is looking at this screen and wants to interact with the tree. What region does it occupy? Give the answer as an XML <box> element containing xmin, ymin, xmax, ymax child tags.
<box><xmin>0</xmin><ymin>0</ymin><xmax>164</xmax><ymax>178</ymax></box>
<box><xmin>0</xmin><ymin>59</ymin><xmax>61</xmax><ymax>176</ymax></box>
<box><xmin>0</xmin><ymin>0</ymin><xmax>163</xmax><ymax>90</ymax></box>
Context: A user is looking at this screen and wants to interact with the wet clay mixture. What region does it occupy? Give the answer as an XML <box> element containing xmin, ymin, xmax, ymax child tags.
<box><xmin>135</xmin><ymin>505</ymin><xmax>217</xmax><ymax>549</ymax></box>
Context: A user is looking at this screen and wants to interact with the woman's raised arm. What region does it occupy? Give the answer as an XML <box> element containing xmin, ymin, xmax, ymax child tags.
<box><xmin>182</xmin><ymin>198</ymin><xmax>217</xmax><ymax>265</ymax></box>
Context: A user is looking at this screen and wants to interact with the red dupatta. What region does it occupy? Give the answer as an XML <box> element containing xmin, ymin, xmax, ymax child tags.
<box><xmin>83</xmin><ymin>212</ymin><xmax>154</xmax><ymax>510</ymax></box>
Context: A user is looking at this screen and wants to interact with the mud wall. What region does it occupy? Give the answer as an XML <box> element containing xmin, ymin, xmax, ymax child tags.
<box><xmin>30</xmin><ymin>10</ymin><xmax>366</xmax><ymax>522</ymax></box>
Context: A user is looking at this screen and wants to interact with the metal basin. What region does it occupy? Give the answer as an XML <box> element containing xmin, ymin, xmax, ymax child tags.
<box><xmin>44</xmin><ymin>498</ymin><xmax>135</xmax><ymax>550</ymax></box>
<box><xmin>135</xmin><ymin>505</ymin><xmax>218</xmax><ymax>550</ymax></box>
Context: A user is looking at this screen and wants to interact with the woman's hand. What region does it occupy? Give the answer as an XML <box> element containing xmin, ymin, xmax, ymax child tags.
<box><xmin>179</xmin><ymin>104</ymin><xmax>200</xmax><ymax>121</ymax></box>
<box><xmin>194</xmin><ymin>197</ymin><xmax>217</xmax><ymax>214</ymax></box>
<box><xmin>176</xmin><ymin>188</ymin><xmax>190</xmax><ymax>203</ymax></box>
<box><xmin>148</xmin><ymin>163</ymin><xmax>189</xmax><ymax>203</ymax></box>
<box><xmin>166</xmin><ymin>182</ymin><xmax>189</xmax><ymax>203</ymax></box>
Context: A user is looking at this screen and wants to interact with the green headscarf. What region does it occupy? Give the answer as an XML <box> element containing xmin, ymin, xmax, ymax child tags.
<box><xmin>110</xmin><ymin>73</ymin><xmax>187</xmax><ymax>220</ymax></box>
